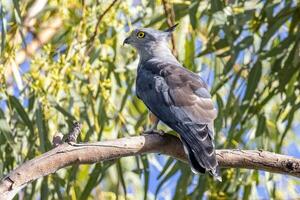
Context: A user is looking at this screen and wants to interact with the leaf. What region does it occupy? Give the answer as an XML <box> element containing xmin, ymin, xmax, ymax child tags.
<box><xmin>260</xmin><ymin>35</ymin><xmax>295</xmax><ymax>59</ymax></box>
<box><xmin>66</xmin><ymin>166</ymin><xmax>79</xmax><ymax>196</ymax></box>
<box><xmin>243</xmin><ymin>62</ymin><xmax>262</xmax><ymax>101</ymax></box>
<box><xmin>189</xmin><ymin>0</ymin><xmax>200</xmax><ymax>29</ymax></box>
<box><xmin>0</xmin><ymin>118</ymin><xmax>15</xmax><ymax>146</ymax></box>
<box><xmin>277</xmin><ymin>103</ymin><xmax>300</xmax><ymax>152</ymax></box>
<box><xmin>147</xmin><ymin>14</ymin><xmax>165</xmax><ymax>27</ymax></box>
<box><xmin>223</xmin><ymin>53</ymin><xmax>237</xmax><ymax>74</ymax></box>
<box><xmin>54</xmin><ymin>103</ymin><xmax>77</xmax><ymax>121</ymax></box>
<box><xmin>0</xmin><ymin>5</ymin><xmax>6</xmax><ymax>54</ymax></box>
<box><xmin>80</xmin><ymin>164</ymin><xmax>102</xmax><ymax>199</ymax></box>
<box><xmin>40</xmin><ymin>177</ymin><xmax>49</xmax><ymax>200</ymax></box>
<box><xmin>255</xmin><ymin>114</ymin><xmax>266</xmax><ymax>137</ymax></box>
<box><xmin>157</xmin><ymin>157</ymin><xmax>174</xmax><ymax>179</ymax></box>
<box><xmin>235</xmin><ymin>36</ymin><xmax>253</xmax><ymax>51</ymax></box>
<box><xmin>12</xmin><ymin>0</ymin><xmax>27</xmax><ymax>49</ymax></box>
<box><xmin>35</xmin><ymin>104</ymin><xmax>48</xmax><ymax>152</ymax></box>
<box><xmin>211</xmin><ymin>0</ymin><xmax>224</xmax><ymax>12</ymax></box>
<box><xmin>173</xmin><ymin>3</ymin><xmax>190</xmax><ymax>20</ymax></box>
<box><xmin>286</xmin><ymin>71</ymin><xmax>299</xmax><ymax>97</ymax></box>
<box><xmin>173</xmin><ymin>166</ymin><xmax>191</xmax><ymax>199</ymax></box>
<box><xmin>141</xmin><ymin>155</ymin><xmax>149</xmax><ymax>200</ymax></box>
<box><xmin>28</xmin><ymin>93</ymin><xmax>35</xmax><ymax>111</ymax></box>
<box><xmin>12</xmin><ymin>0</ymin><xmax>22</xmax><ymax>23</ymax></box>
<box><xmin>215</xmin><ymin>93</ymin><xmax>224</xmax><ymax>133</ymax></box>
<box><xmin>53</xmin><ymin>176</ymin><xmax>64</xmax><ymax>199</ymax></box>
<box><xmin>117</xmin><ymin>160</ymin><xmax>127</xmax><ymax>198</ymax></box>
<box><xmin>119</xmin><ymin>78</ymin><xmax>134</xmax><ymax>112</ymax></box>
<box><xmin>260</xmin><ymin>9</ymin><xmax>293</xmax><ymax>49</ymax></box>
<box><xmin>155</xmin><ymin>162</ymin><xmax>180</xmax><ymax>198</ymax></box>
<box><xmin>197</xmin><ymin>38</ymin><xmax>229</xmax><ymax>57</ymax></box>
<box><xmin>184</xmin><ymin>33</ymin><xmax>195</xmax><ymax>71</ymax></box>
<box><xmin>9</xmin><ymin>95</ymin><xmax>34</xmax><ymax>134</ymax></box>
<box><xmin>243</xmin><ymin>184</ymin><xmax>252</xmax><ymax>200</ymax></box>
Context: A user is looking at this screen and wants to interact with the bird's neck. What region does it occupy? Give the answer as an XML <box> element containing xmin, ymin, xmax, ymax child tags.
<box><xmin>138</xmin><ymin>42</ymin><xmax>178</xmax><ymax>63</ymax></box>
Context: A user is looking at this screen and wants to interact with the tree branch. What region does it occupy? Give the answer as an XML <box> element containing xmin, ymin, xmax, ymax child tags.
<box><xmin>88</xmin><ymin>0</ymin><xmax>119</xmax><ymax>47</ymax></box>
<box><xmin>161</xmin><ymin>0</ymin><xmax>177</xmax><ymax>57</ymax></box>
<box><xmin>1</xmin><ymin>128</ymin><xmax>300</xmax><ymax>199</ymax></box>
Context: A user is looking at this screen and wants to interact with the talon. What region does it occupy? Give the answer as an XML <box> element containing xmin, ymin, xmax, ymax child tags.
<box><xmin>142</xmin><ymin>129</ymin><xmax>164</xmax><ymax>135</ymax></box>
<box><xmin>142</xmin><ymin>129</ymin><xmax>153</xmax><ymax>135</ymax></box>
<box><xmin>156</xmin><ymin>130</ymin><xmax>165</xmax><ymax>136</ymax></box>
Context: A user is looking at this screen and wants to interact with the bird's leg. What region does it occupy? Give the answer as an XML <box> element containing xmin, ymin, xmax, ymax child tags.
<box><xmin>143</xmin><ymin>112</ymin><xmax>164</xmax><ymax>135</ymax></box>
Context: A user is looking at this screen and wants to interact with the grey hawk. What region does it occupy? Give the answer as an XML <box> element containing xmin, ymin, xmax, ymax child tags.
<box><xmin>124</xmin><ymin>24</ymin><xmax>221</xmax><ymax>180</ymax></box>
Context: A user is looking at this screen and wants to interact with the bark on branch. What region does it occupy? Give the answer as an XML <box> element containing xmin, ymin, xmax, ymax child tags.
<box><xmin>1</xmin><ymin>126</ymin><xmax>300</xmax><ymax>199</ymax></box>
<box><xmin>161</xmin><ymin>0</ymin><xmax>177</xmax><ymax>56</ymax></box>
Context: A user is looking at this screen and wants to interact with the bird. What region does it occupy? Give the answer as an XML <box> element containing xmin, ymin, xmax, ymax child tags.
<box><xmin>123</xmin><ymin>24</ymin><xmax>221</xmax><ymax>181</ymax></box>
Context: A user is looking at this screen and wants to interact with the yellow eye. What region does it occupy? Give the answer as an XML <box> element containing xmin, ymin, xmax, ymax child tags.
<box><xmin>137</xmin><ymin>31</ymin><xmax>145</xmax><ymax>38</ymax></box>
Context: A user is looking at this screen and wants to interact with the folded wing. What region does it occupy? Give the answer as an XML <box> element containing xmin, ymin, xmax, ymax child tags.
<box><xmin>137</xmin><ymin>60</ymin><xmax>220</xmax><ymax>178</ymax></box>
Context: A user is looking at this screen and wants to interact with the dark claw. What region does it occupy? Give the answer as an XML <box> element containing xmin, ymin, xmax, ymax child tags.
<box><xmin>142</xmin><ymin>129</ymin><xmax>165</xmax><ymax>136</ymax></box>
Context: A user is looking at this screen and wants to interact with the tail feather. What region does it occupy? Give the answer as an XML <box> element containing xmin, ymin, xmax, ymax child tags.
<box><xmin>176</xmin><ymin>123</ymin><xmax>221</xmax><ymax>180</ymax></box>
<box><xmin>181</xmin><ymin>137</ymin><xmax>206</xmax><ymax>174</ymax></box>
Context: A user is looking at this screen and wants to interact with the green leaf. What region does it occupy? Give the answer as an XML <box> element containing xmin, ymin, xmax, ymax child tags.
<box><xmin>243</xmin><ymin>184</ymin><xmax>252</xmax><ymax>200</ymax></box>
<box><xmin>184</xmin><ymin>33</ymin><xmax>195</xmax><ymax>71</ymax></box>
<box><xmin>155</xmin><ymin>162</ymin><xmax>180</xmax><ymax>198</ymax></box>
<box><xmin>260</xmin><ymin>9</ymin><xmax>293</xmax><ymax>49</ymax></box>
<box><xmin>36</xmin><ymin>104</ymin><xmax>47</xmax><ymax>152</ymax></box>
<box><xmin>235</xmin><ymin>36</ymin><xmax>253</xmax><ymax>51</ymax></box>
<box><xmin>286</xmin><ymin>71</ymin><xmax>299</xmax><ymax>97</ymax></box>
<box><xmin>28</xmin><ymin>93</ymin><xmax>35</xmax><ymax>111</ymax></box>
<box><xmin>9</xmin><ymin>95</ymin><xmax>34</xmax><ymax>134</ymax></box>
<box><xmin>40</xmin><ymin>177</ymin><xmax>49</xmax><ymax>200</ymax></box>
<box><xmin>0</xmin><ymin>118</ymin><xmax>15</xmax><ymax>146</ymax></box>
<box><xmin>243</xmin><ymin>62</ymin><xmax>262</xmax><ymax>101</ymax></box>
<box><xmin>80</xmin><ymin>164</ymin><xmax>102</xmax><ymax>199</ymax></box>
<box><xmin>0</xmin><ymin>5</ymin><xmax>6</xmax><ymax>54</ymax></box>
<box><xmin>157</xmin><ymin>157</ymin><xmax>174</xmax><ymax>179</ymax></box>
<box><xmin>255</xmin><ymin>114</ymin><xmax>266</xmax><ymax>137</ymax></box>
<box><xmin>215</xmin><ymin>93</ymin><xmax>224</xmax><ymax>133</ymax></box>
<box><xmin>117</xmin><ymin>160</ymin><xmax>127</xmax><ymax>197</ymax></box>
<box><xmin>54</xmin><ymin>103</ymin><xmax>77</xmax><ymax>121</ymax></box>
<box><xmin>189</xmin><ymin>0</ymin><xmax>200</xmax><ymax>29</ymax></box>
<box><xmin>260</xmin><ymin>36</ymin><xmax>295</xmax><ymax>59</ymax></box>
<box><xmin>12</xmin><ymin>0</ymin><xmax>22</xmax><ymax>24</ymax></box>
<box><xmin>197</xmin><ymin>38</ymin><xmax>229</xmax><ymax>57</ymax></box>
<box><xmin>119</xmin><ymin>78</ymin><xmax>134</xmax><ymax>112</ymax></box>
<box><xmin>211</xmin><ymin>0</ymin><xmax>224</xmax><ymax>12</ymax></box>
<box><xmin>141</xmin><ymin>155</ymin><xmax>149</xmax><ymax>200</ymax></box>
<box><xmin>173</xmin><ymin>166</ymin><xmax>191</xmax><ymax>199</ymax></box>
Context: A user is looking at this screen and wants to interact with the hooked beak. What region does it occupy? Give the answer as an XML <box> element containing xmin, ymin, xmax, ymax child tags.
<box><xmin>123</xmin><ymin>37</ymin><xmax>130</xmax><ymax>45</ymax></box>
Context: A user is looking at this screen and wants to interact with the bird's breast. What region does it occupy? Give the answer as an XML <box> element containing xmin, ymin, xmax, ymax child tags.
<box><xmin>136</xmin><ymin>70</ymin><xmax>153</xmax><ymax>96</ymax></box>
<box><xmin>136</xmin><ymin>69</ymin><xmax>163</xmax><ymax>104</ymax></box>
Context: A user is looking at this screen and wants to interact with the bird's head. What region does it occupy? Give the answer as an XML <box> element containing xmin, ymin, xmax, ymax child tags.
<box><xmin>123</xmin><ymin>24</ymin><xmax>178</xmax><ymax>60</ymax></box>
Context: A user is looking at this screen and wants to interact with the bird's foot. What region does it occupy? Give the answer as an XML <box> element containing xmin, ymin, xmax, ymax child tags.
<box><xmin>142</xmin><ymin>129</ymin><xmax>165</xmax><ymax>136</ymax></box>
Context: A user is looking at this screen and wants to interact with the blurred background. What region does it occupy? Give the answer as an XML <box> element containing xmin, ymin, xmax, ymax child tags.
<box><xmin>0</xmin><ymin>0</ymin><xmax>300</xmax><ymax>199</ymax></box>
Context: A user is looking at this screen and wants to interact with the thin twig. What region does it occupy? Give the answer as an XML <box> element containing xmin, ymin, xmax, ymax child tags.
<box><xmin>65</xmin><ymin>121</ymin><xmax>82</xmax><ymax>143</ymax></box>
<box><xmin>161</xmin><ymin>0</ymin><xmax>177</xmax><ymax>57</ymax></box>
<box><xmin>89</xmin><ymin>0</ymin><xmax>119</xmax><ymax>45</ymax></box>
<box><xmin>83</xmin><ymin>0</ymin><xmax>119</xmax><ymax>58</ymax></box>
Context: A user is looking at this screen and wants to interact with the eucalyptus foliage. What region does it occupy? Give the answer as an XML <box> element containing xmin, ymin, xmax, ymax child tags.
<box><xmin>0</xmin><ymin>0</ymin><xmax>300</xmax><ymax>199</ymax></box>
